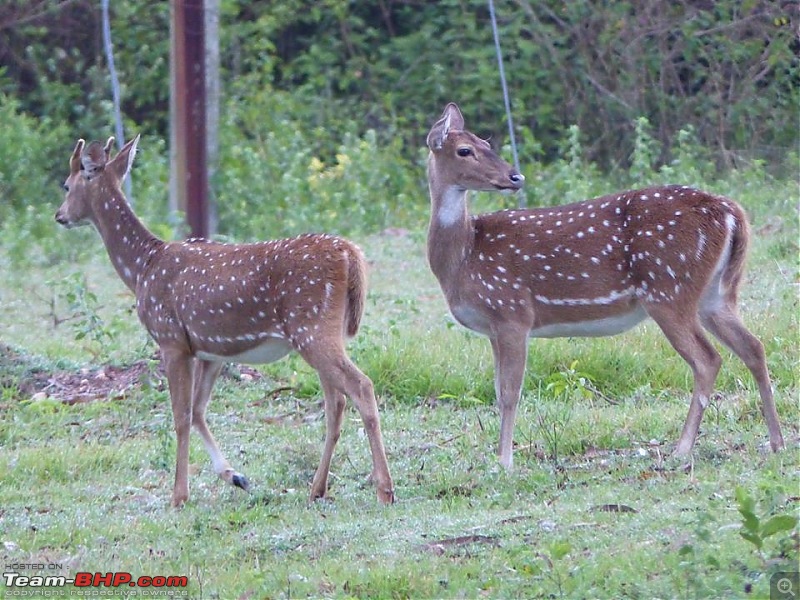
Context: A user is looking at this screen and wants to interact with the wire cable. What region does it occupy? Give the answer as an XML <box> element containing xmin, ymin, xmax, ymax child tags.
<box><xmin>488</xmin><ymin>0</ymin><xmax>526</xmax><ymax>207</ymax></box>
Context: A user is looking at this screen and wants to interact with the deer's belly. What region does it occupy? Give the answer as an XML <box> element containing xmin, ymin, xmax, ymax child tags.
<box><xmin>196</xmin><ymin>336</ymin><xmax>293</xmax><ymax>364</ymax></box>
<box><xmin>450</xmin><ymin>304</ymin><xmax>493</xmax><ymax>335</ymax></box>
<box><xmin>529</xmin><ymin>305</ymin><xmax>648</xmax><ymax>338</ymax></box>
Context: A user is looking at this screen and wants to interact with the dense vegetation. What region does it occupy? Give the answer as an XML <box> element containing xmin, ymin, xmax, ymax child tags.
<box><xmin>1</xmin><ymin>0</ymin><xmax>797</xmax><ymax>243</ymax></box>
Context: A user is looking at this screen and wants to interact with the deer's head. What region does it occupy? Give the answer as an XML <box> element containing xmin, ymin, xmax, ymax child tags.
<box><xmin>55</xmin><ymin>135</ymin><xmax>139</xmax><ymax>228</ymax></box>
<box><xmin>426</xmin><ymin>103</ymin><xmax>524</xmax><ymax>193</ymax></box>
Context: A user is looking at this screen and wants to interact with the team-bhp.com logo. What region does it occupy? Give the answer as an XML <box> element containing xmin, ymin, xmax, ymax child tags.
<box><xmin>3</xmin><ymin>570</ymin><xmax>189</xmax><ymax>596</ymax></box>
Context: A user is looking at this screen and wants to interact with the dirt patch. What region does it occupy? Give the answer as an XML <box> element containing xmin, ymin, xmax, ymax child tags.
<box><xmin>1</xmin><ymin>344</ymin><xmax>264</xmax><ymax>405</ymax></box>
<box><xmin>25</xmin><ymin>360</ymin><xmax>162</xmax><ymax>405</ymax></box>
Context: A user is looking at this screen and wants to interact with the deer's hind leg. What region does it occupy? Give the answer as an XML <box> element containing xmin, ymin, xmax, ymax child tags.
<box><xmin>192</xmin><ymin>359</ymin><xmax>251</xmax><ymax>491</ymax></box>
<box><xmin>301</xmin><ymin>342</ymin><xmax>394</xmax><ymax>505</ymax></box>
<box><xmin>308</xmin><ymin>374</ymin><xmax>347</xmax><ymax>502</ymax></box>
<box><xmin>700</xmin><ymin>303</ymin><xmax>784</xmax><ymax>452</ymax></box>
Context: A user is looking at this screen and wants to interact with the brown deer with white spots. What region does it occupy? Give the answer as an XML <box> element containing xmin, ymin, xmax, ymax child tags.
<box><xmin>425</xmin><ymin>103</ymin><xmax>784</xmax><ymax>467</ymax></box>
<box><xmin>55</xmin><ymin>136</ymin><xmax>394</xmax><ymax>507</ymax></box>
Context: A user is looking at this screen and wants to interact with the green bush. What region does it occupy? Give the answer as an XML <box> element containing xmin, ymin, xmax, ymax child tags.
<box><xmin>214</xmin><ymin>90</ymin><xmax>422</xmax><ymax>240</ymax></box>
<box><xmin>0</xmin><ymin>94</ymin><xmax>83</xmax><ymax>267</ymax></box>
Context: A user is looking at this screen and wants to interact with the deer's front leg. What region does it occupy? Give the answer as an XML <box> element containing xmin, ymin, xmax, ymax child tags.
<box><xmin>490</xmin><ymin>330</ymin><xmax>529</xmax><ymax>470</ymax></box>
<box><xmin>163</xmin><ymin>350</ymin><xmax>196</xmax><ymax>507</ymax></box>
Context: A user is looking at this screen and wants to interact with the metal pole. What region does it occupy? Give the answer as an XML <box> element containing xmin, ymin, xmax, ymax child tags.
<box><xmin>171</xmin><ymin>0</ymin><xmax>209</xmax><ymax>239</ymax></box>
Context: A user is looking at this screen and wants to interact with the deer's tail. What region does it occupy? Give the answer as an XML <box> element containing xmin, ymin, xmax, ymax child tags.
<box><xmin>345</xmin><ymin>246</ymin><xmax>368</xmax><ymax>338</ymax></box>
<box><xmin>721</xmin><ymin>201</ymin><xmax>750</xmax><ymax>303</ymax></box>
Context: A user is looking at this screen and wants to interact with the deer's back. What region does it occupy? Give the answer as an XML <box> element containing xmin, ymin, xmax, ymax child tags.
<box><xmin>134</xmin><ymin>233</ymin><xmax>363</xmax><ymax>355</ymax></box>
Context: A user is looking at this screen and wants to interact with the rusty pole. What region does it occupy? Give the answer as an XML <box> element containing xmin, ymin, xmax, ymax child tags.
<box><xmin>171</xmin><ymin>0</ymin><xmax>209</xmax><ymax>239</ymax></box>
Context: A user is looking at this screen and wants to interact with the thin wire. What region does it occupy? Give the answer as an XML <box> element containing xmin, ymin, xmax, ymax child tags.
<box><xmin>102</xmin><ymin>0</ymin><xmax>131</xmax><ymax>201</ymax></box>
<box><xmin>488</xmin><ymin>0</ymin><xmax>526</xmax><ymax>207</ymax></box>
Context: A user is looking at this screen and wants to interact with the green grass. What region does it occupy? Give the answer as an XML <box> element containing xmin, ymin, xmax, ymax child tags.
<box><xmin>1</xmin><ymin>204</ymin><xmax>798</xmax><ymax>598</ymax></box>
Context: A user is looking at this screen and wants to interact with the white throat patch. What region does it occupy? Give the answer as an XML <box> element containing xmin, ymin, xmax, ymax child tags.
<box><xmin>437</xmin><ymin>186</ymin><xmax>467</xmax><ymax>226</ymax></box>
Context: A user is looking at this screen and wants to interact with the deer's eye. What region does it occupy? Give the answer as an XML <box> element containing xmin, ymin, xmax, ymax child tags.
<box><xmin>63</xmin><ymin>183</ymin><xmax>69</xmax><ymax>192</ymax></box>
<box><xmin>457</xmin><ymin>147</ymin><xmax>473</xmax><ymax>157</ymax></box>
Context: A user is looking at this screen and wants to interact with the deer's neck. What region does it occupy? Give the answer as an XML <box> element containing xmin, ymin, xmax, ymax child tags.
<box><xmin>427</xmin><ymin>169</ymin><xmax>473</xmax><ymax>291</ymax></box>
<box><xmin>91</xmin><ymin>187</ymin><xmax>163</xmax><ymax>293</ymax></box>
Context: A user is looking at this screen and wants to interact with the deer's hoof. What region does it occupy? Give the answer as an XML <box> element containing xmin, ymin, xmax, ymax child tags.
<box><xmin>170</xmin><ymin>493</ymin><xmax>188</xmax><ymax>508</ymax></box>
<box><xmin>232</xmin><ymin>473</ymin><xmax>250</xmax><ymax>492</ymax></box>
<box><xmin>377</xmin><ymin>486</ymin><xmax>395</xmax><ymax>505</ymax></box>
<box><xmin>672</xmin><ymin>442</ymin><xmax>694</xmax><ymax>457</ymax></box>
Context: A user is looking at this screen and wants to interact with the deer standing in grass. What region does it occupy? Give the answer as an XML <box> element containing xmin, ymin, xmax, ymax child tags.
<box><xmin>425</xmin><ymin>103</ymin><xmax>784</xmax><ymax>467</ymax></box>
<box><xmin>56</xmin><ymin>136</ymin><xmax>394</xmax><ymax>506</ymax></box>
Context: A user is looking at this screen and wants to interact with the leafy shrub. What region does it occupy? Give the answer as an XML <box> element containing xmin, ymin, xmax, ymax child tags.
<box><xmin>214</xmin><ymin>90</ymin><xmax>422</xmax><ymax>240</ymax></box>
<box><xmin>0</xmin><ymin>94</ymin><xmax>86</xmax><ymax>267</ymax></box>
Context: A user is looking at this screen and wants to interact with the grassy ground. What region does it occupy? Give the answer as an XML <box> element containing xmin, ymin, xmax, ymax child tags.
<box><xmin>0</xmin><ymin>205</ymin><xmax>798</xmax><ymax>598</ymax></box>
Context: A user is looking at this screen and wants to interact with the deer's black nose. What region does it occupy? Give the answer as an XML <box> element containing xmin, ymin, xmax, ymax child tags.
<box><xmin>510</xmin><ymin>171</ymin><xmax>525</xmax><ymax>186</ymax></box>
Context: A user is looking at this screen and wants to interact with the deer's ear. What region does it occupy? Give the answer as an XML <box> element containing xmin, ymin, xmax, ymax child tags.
<box><xmin>103</xmin><ymin>137</ymin><xmax>115</xmax><ymax>161</ymax></box>
<box><xmin>108</xmin><ymin>134</ymin><xmax>140</xmax><ymax>182</ymax></box>
<box><xmin>81</xmin><ymin>140</ymin><xmax>109</xmax><ymax>180</ymax></box>
<box><xmin>70</xmin><ymin>139</ymin><xmax>86</xmax><ymax>174</ymax></box>
<box><xmin>427</xmin><ymin>103</ymin><xmax>465</xmax><ymax>151</ymax></box>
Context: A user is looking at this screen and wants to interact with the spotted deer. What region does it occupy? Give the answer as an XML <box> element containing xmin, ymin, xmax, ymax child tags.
<box><xmin>425</xmin><ymin>102</ymin><xmax>784</xmax><ymax>467</ymax></box>
<box><xmin>55</xmin><ymin>136</ymin><xmax>394</xmax><ymax>506</ymax></box>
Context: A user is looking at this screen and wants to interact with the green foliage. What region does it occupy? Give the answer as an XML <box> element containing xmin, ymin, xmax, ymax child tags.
<box><xmin>0</xmin><ymin>1</ymin><xmax>797</xmax><ymax>247</ymax></box>
<box><xmin>736</xmin><ymin>486</ymin><xmax>799</xmax><ymax>559</ymax></box>
<box><xmin>214</xmin><ymin>90</ymin><xmax>422</xmax><ymax>239</ymax></box>
<box><xmin>630</xmin><ymin>117</ymin><xmax>660</xmax><ymax>184</ymax></box>
<box><xmin>0</xmin><ymin>2</ymin><xmax>170</xmax><ymax>136</ymax></box>
<box><xmin>2</xmin><ymin>0</ymin><xmax>797</xmax><ymax>177</ymax></box>
<box><xmin>0</xmin><ymin>94</ymin><xmax>77</xmax><ymax>267</ymax></box>
<box><xmin>540</xmin><ymin>539</ymin><xmax>574</xmax><ymax>598</ymax></box>
<box><xmin>47</xmin><ymin>273</ymin><xmax>120</xmax><ymax>358</ymax></box>
<box><xmin>532</xmin><ymin>397</ymin><xmax>575</xmax><ymax>466</ymax></box>
<box><xmin>522</xmin><ymin>124</ymin><xmax>606</xmax><ymax>208</ymax></box>
<box><xmin>676</xmin><ymin>510</ymin><xmax>723</xmax><ymax>599</ymax></box>
<box><xmin>545</xmin><ymin>360</ymin><xmax>595</xmax><ymax>402</ymax></box>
